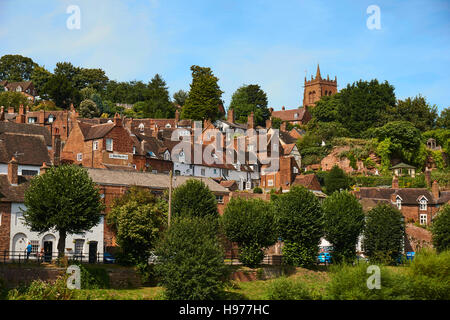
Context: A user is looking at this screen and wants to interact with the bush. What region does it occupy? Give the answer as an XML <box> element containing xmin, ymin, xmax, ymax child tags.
<box><xmin>431</xmin><ymin>204</ymin><xmax>450</xmax><ymax>252</ymax></box>
<box><xmin>154</xmin><ymin>216</ymin><xmax>229</xmax><ymax>300</ymax></box>
<box><xmin>7</xmin><ymin>275</ymin><xmax>75</xmax><ymax>300</ymax></box>
<box><xmin>266</xmin><ymin>276</ymin><xmax>315</xmax><ymax>300</ymax></box>
<box><xmin>407</xmin><ymin>249</ymin><xmax>450</xmax><ymax>300</ymax></box>
<box><xmin>324</xmin><ymin>165</ymin><xmax>351</xmax><ymax>194</ymax></box>
<box><xmin>326</xmin><ymin>263</ymin><xmax>410</xmax><ymax>300</ymax></box>
<box><xmin>78</xmin><ymin>264</ymin><xmax>110</xmax><ymax>289</ymax></box>
<box><xmin>253</xmin><ymin>187</ymin><xmax>263</xmax><ymax>194</ymax></box>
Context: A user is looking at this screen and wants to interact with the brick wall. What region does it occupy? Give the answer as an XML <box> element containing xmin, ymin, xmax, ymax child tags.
<box><xmin>0</xmin><ymin>203</ymin><xmax>11</xmax><ymax>253</ymax></box>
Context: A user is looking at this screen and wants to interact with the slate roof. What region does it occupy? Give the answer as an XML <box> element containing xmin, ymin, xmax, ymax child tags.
<box><xmin>0</xmin><ymin>175</ymin><xmax>31</xmax><ymax>203</ymax></box>
<box><xmin>0</xmin><ymin>122</ymin><xmax>52</xmax><ymax>146</ymax></box>
<box><xmin>87</xmin><ymin>168</ymin><xmax>229</xmax><ymax>193</ymax></box>
<box><xmin>0</xmin><ymin>132</ymin><xmax>51</xmax><ymax>166</ymax></box>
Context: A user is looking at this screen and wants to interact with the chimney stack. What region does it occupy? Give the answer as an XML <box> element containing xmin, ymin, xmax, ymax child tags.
<box><xmin>175</xmin><ymin>109</ymin><xmax>180</xmax><ymax>127</ymax></box>
<box><xmin>247</xmin><ymin>112</ymin><xmax>254</xmax><ymax>129</ymax></box>
<box><xmin>392</xmin><ymin>175</ymin><xmax>399</xmax><ymax>189</ymax></box>
<box><xmin>227</xmin><ymin>108</ymin><xmax>235</xmax><ymax>123</ymax></box>
<box><xmin>53</xmin><ymin>132</ymin><xmax>61</xmax><ymax>166</ymax></box>
<box><xmin>8</xmin><ymin>157</ymin><xmax>19</xmax><ymax>185</ymax></box>
<box><xmin>40</xmin><ymin>162</ymin><xmax>50</xmax><ymax>175</ymax></box>
<box><xmin>16</xmin><ymin>105</ymin><xmax>25</xmax><ymax>123</ymax></box>
<box><xmin>113</xmin><ymin>113</ymin><xmax>122</xmax><ymax>127</ymax></box>
<box><xmin>432</xmin><ymin>180</ymin><xmax>440</xmax><ymax>200</ymax></box>
<box><xmin>39</xmin><ymin>110</ymin><xmax>45</xmax><ymax>124</ymax></box>
<box><xmin>282</xmin><ymin>106</ymin><xmax>285</xmax><ymax>111</ymax></box>
<box><xmin>8</xmin><ymin>107</ymin><xmax>14</xmax><ymax>114</ymax></box>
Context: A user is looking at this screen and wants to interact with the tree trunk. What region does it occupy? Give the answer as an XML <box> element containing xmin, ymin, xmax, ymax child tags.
<box><xmin>58</xmin><ymin>229</ymin><xmax>66</xmax><ymax>258</ymax></box>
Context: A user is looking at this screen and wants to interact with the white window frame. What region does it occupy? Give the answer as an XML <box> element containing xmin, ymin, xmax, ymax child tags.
<box><xmin>420</xmin><ymin>214</ymin><xmax>427</xmax><ymax>225</ymax></box>
<box><xmin>77</xmin><ymin>153</ymin><xmax>83</xmax><ymax>162</ymax></box>
<box><xmin>396</xmin><ymin>196</ymin><xmax>402</xmax><ymax>210</ymax></box>
<box><xmin>106</xmin><ymin>138</ymin><xmax>113</xmax><ymax>151</ymax></box>
<box><xmin>216</xmin><ymin>195</ymin><xmax>224</xmax><ymax>204</ymax></box>
<box><xmin>419</xmin><ymin>198</ymin><xmax>427</xmax><ymax>211</ymax></box>
<box><xmin>93</xmin><ymin>141</ymin><xmax>99</xmax><ymax>151</ymax></box>
<box><xmin>268</xmin><ymin>179</ymin><xmax>274</xmax><ymax>187</ymax></box>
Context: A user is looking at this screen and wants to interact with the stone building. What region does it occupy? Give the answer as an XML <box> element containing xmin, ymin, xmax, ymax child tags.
<box><xmin>302</xmin><ymin>65</ymin><xmax>337</xmax><ymax>107</ymax></box>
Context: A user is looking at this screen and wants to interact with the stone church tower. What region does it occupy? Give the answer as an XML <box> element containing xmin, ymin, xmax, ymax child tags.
<box><xmin>302</xmin><ymin>65</ymin><xmax>337</xmax><ymax>107</ymax></box>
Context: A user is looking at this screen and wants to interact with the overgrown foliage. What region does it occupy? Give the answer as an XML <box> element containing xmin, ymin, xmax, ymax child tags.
<box><xmin>431</xmin><ymin>204</ymin><xmax>450</xmax><ymax>253</ymax></box>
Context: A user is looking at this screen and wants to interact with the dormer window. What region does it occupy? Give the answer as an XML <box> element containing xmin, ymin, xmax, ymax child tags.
<box><xmin>165</xmin><ymin>123</ymin><xmax>171</xmax><ymax>128</ymax></box>
<box><xmin>396</xmin><ymin>196</ymin><xmax>402</xmax><ymax>210</ymax></box>
<box><xmin>48</xmin><ymin>115</ymin><xmax>55</xmax><ymax>123</ymax></box>
<box><xmin>419</xmin><ymin>197</ymin><xmax>428</xmax><ymax>211</ymax></box>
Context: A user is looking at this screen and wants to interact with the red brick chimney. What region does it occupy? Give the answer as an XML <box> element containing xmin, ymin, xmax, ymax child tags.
<box><xmin>392</xmin><ymin>175</ymin><xmax>399</xmax><ymax>189</ymax></box>
<box><xmin>39</xmin><ymin>110</ymin><xmax>45</xmax><ymax>124</ymax></box>
<box><xmin>247</xmin><ymin>112</ymin><xmax>254</xmax><ymax>129</ymax></box>
<box><xmin>432</xmin><ymin>180</ymin><xmax>440</xmax><ymax>199</ymax></box>
<box><xmin>40</xmin><ymin>162</ymin><xmax>50</xmax><ymax>175</ymax></box>
<box><xmin>53</xmin><ymin>132</ymin><xmax>61</xmax><ymax>166</ymax></box>
<box><xmin>16</xmin><ymin>104</ymin><xmax>25</xmax><ymax>124</ymax></box>
<box><xmin>282</xmin><ymin>106</ymin><xmax>285</xmax><ymax>111</ymax></box>
<box><xmin>227</xmin><ymin>108</ymin><xmax>235</xmax><ymax>123</ymax></box>
<box><xmin>8</xmin><ymin>157</ymin><xmax>19</xmax><ymax>185</ymax></box>
<box><xmin>114</xmin><ymin>113</ymin><xmax>122</xmax><ymax>127</ymax></box>
<box><xmin>175</xmin><ymin>109</ymin><xmax>180</xmax><ymax>127</ymax></box>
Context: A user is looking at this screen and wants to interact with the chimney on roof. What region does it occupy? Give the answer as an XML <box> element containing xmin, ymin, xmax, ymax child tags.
<box><xmin>8</xmin><ymin>107</ymin><xmax>14</xmax><ymax>114</ymax></box>
<box><xmin>432</xmin><ymin>180</ymin><xmax>440</xmax><ymax>199</ymax></box>
<box><xmin>114</xmin><ymin>113</ymin><xmax>122</xmax><ymax>127</ymax></box>
<box><xmin>40</xmin><ymin>162</ymin><xmax>50</xmax><ymax>175</ymax></box>
<box><xmin>269</xmin><ymin>107</ymin><xmax>273</xmax><ymax>114</ymax></box>
<box><xmin>53</xmin><ymin>132</ymin><xmax>61</xmax><ymax>166</ymax></box>
<box><xmin>175</xmin><ymin>109</ymin><xmax>180</xmax><ymax>127</ymax></box>
<box><xmin>7</xmin><ymin>157</ymin><xmax>19</xmax><ymax>185</ymax></box>
<box><xmin>39</xmin><ymin>110</ymin><xmax>45</xmax><ymax>124</ymax></box>
<box><xmin>227</xmin><ymin>108</ymin><xmax>235</xmax><ymax>123</ymax></box>
<box><xmin>16</xmin><ymin>105</ymin><xmax>25</xmax><ymax>124</ymax></box>
<box><xmin>392</xmin><ymin>175</ymin><xmax>399</xmax><ymax>189</ymax></box>
<box><xmin>282</xmin><ymin>106</ymin><xmax>285</xmax><ymax>111</ymax></box>
<box><xmin>247</xmin><ymin>112</ymin><xmax>254</xmax><ymax>129</ymax></box>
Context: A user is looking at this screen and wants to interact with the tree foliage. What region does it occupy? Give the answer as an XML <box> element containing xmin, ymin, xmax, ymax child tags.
<box><xmin>0</xmin><ymin>54</ymin><xmax>37</xmax><ymax>81</ymax></box>
<box><xmin>154</xmin><ymin>216</ymin><xmax>228</xmax><ymax>300</ymax></box>
<box><xmin>222</xmin><ymin>197</ymin><xmax>277</xmax><ymax>267</ymax></box>
<box><xmin>78</xmin><ymin>99</ymin><xmax>100</xmax><ymax>118</ymax></box>
<box><xmin>23</xmin><ymin>165</ymin><xmax>104</xmax><ymax>257</ymax></box>
<box><xmin>324</xmin><ymin>165</ymin><xmax>351</xmax><ymax>194</ymax></box>
<box><xmin>431</xmin><ymin>204</ymin><xmax>450</xmax><ymax>253</ymax></box>
<box><xmin>0</xmin><ymin>91</ymin><xmax>31</xmax><ymax>110</ymax></box>
<box><xmin>272</xmin><ymin>186</ymin><xmax>324</xmax><ymax>267</ymax></box>
<box><xmin>322</xmin><ymin>191</ymin><xmax>365</xmax><ymax>263</ymax></box>
<box><xmin>229</xmin><ymin>84</ymin><xmax>270</xmax><ymax>127</ymax></box>
<box><xmin>362</xmin><ymin>203</ymin><xmax>405</xmax><ymax>264</ymax></box>
<box><xmin>181</xmin><ymin>65</ymin><xmax>223</xmax><ymax>121</ymax></box>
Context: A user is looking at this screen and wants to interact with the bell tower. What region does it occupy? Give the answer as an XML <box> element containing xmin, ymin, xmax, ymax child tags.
<box><xmin>302</xmin><ymin>64</ymin><xmax>337</xmax><ymax>107</ymax></box>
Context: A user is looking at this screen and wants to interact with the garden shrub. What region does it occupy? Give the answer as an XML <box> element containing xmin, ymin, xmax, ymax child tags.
<box><xmin>266</xmin><ymin>276</ymin><xmax>315</xmax><ymax>300</ymax></box>
<box><xmin>7</xmin><ymin>275</ymin><xmax>75</xmax><ymax>300</ymax></box>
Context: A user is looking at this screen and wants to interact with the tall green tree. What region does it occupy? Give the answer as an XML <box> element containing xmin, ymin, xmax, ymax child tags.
<box><xmin>322</xmin><ymin>191</ymin><xmax>365</xmax><ymax>263</ymax></box>
<box><xmin>437</xmin><ymin>107</ymin><xmax>450</xmax><ymax>129</ymax></box>
<box><xmin>133</xmin><ymin>74</ymin><xmax>174</xmax><ymax>118</ymax></box>
<box><xmin>362</xmin><ymin>203</ymin><xmax>405</xmax><ymax>264</ymax></box>
<box><xmin>229</xmin><ymin>84</ymin><xmax>270</xmax><ymax>126</ymax></box>
<box><xmin>222</xmin><ymin>197</ymin><xmax>277</xmax><ymax>267</ymax></box>
<box><xmin>44</xmin><ymin>74</ymin><xmax>78</xmax><ymax>109</ymax></box>
<box><xmin>22</xmin><ymin>165</ymin><xmax>104</xmax><ymax>258</ymax></box>
<box><xmin>0</xmin><ymin>54</ymin><xmax>37</xmax><ymax>81</ymax></box>
<box><xmin>181</xmin><ymin>65</ymin><xmax>223</xmax><ymax>121</ymax></box>
<box><xmin>107</xmin><ymin>187</ymin><xmax>167</xmax><ymax>264</ymax></box>
<box><xmin>273</xmin><ymin>186</ymin><xmax>324</xmax><ymax>267</ymax></box>
<box><xmin>431</xmin><ymin>204</ymin><xmax>450</xmax><ymax>253</ymax></box>
<box><xmin>78</xmin><ymin>99</ymin><xmax>100</xmax><ymax>118</ymax></box>
<box><xmin>173</xmin><ymin>89</ymin><xmax>189</xmax><ymax>107</ymax></box>
<box><xmin>324</xmin><ymin>165</ymin><xmax>351</xmax><ymax>195</ymax></box>
<box><xmin>30</xmin><ymin>65</ymin><xmax>53</xmax><ymax>98</ymax></box>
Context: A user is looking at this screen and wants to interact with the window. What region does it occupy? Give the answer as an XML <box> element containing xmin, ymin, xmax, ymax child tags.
<box><xmin>30</xmin><ymin>240</ymin><xmax>39</xmax><ymax>254</ymax></box>
<box><xmin>268</xmin><ymin>179</ymin><xmax>274</xmax><ymax>187</ymax></box>
<box><xmin>165</xmin><ymin>124</ymin><xmax>171</xmax><ymax>128</ymax></box>
<box><xmin>106</xmin><ymin>138</ymin><xmax>113</xmax><ymax>151</ymax></box>
<box><xmin>93</xmin><ymin>141</ymin><xmax>99</xmax><ymax>151</ymax></box>
<box><xmin>164</xmin><ymin>151</ymin><xmax>170</xmax><ymax>160</ymax></box>
<box><xmin>48</xmin><ymin>115</ymin><xmax>55</xmax><ymax>123</ymax></box>
<box><xmin>246</xmin><ymin>181</ymin><xmax>252</xmax><ymax>190</ymax></box>
<box><xmin>22</xmin><ymin>170</ymin><xmax>38</xmax><ymax>176</ymax></box>
<box><xmin>201</xmin><ymin>168</ymin><xmax>205</xmax><ymax>176</ymax></box>
<box><xmin>216</xmin><ymin>195</ymin><xmax>224</xmax><ymax>204</ymax></box>
<box><xmin>396</xmin><ymin>197</ymin><xmax>402</xmax><ymax>210</ymax></box>
<box><xmin>420</xmin><ymin>214</ymin><xmax>427</xmax><ymax>225</ymax></box>
<box><xmin>132</xmin><ymin>146</ymin><xmax>136</xmax><ymax>155</ymax></box>
<box><xmin>77</xmin><ymin>153</ymin><xmax>83</xmax><ymax>162</ymax></box>
<box><xmin>28</xmin><ymin>117</ymin><xmax>36</xmax><ymax>123</ymax></box>
<box><xmin>293</xmin><ymin>167</ymin><xmax>299</xmax><ymax>174</ymax></box>
<box><xmin>138</xmin><ymin>123</ymin><xmax>145</xmax><ymax>132</ymax></box>
<box><xmin>419</xmin><ymin>198</ymin><xmax>427</xmax><ymax>211</ymax></box>
<box><xmin>74</xmin><ymin>239</ymin><xmax>84</xmax><ymax>255</ymax></box>
<box><xmin>213</xmin><ymin>169</ymin><xmax>217</xmax><ymax>174</ymax></box>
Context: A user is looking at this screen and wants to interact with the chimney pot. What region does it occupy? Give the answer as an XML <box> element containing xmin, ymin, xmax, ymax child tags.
<box><xmin>8</xmin><ymin>157</ymin><xmax>19</xmax><ymax>185</ymax></box>
<box><xmin>432</xmin><ymin>180</ymin><xmax>440</xmax><ymax>199</ymax></box>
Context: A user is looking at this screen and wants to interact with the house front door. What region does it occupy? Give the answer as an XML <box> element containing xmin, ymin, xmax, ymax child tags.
<box><xmin>43</xmin><ymin>241</ymin><xmax>52</xmax><ymax>263</ymax></box>
<box><xmin>88</xmin><ymin>241</ymin><xmax>97</xmax><ymax>263</ymax></box>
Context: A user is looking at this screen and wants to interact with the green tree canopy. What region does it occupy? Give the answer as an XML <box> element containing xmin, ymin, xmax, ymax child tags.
<box><xmin>229</xmin><ymin>84</ymin><xmax>270</xmax><ymax>127</ymax></box>
<box><xmin>0</xmin><ymin>54</ymin><xmax>37</xmax><ymax>81</ymax></box>
<box><xmin>181</xmin><ymin>65</ymin><xmax>223</xmax><ymax>121</ymax></box>
<box><xmin>44</xmin><ymin>74</ymin><xmax>78</xmax><ymax>109</ymax></box>
<box><xmin>30</xmin><ymin>65</ymin><xmax>52</xmax><ymax>98</ymax></box>
<box><xmin>272</xmin><ymin>186</ymin><xmax>324</xmax><ymax>267</ymax></box>
<box><xmin>324</xmin><ymin>165</ymin><xmax>351</xmax><ymax>195</ymax></box>
<box><xmin>107</xmin><ymin>186</ymin><xmax>167</xmax><ymax>264</ymax></box>
<box><xmin>0</xmin><ymin>91</ymin><xmax>31</xmax><ymax>110</ymax></box>
<box><xmin>362</xmin><ymin>203</ymin><xmax>405</xmax><ymax>264</ymax></box>
<box><xmin>154</xmin><ymin>216</ymin><xmax>228</xmax><ymax>300</ymax></box>
<box><xmin>222</xmin><ymin>197</ymin><xmax>277</xmax><ymax>267</ymax></box>
<box><xmin>23</xmin><ymin>165</ymin><xmax>104</xmax><ymax>257</ymax></box>
<box><xmin>437</xmin><ymin>107</ymin><xmax>450</xmax><ymax>129</ymax></box>
<box><xmin>171</xmin><ymin>179</ymin><xmax>219</xmax><ymax>223</ymax></box>
<box><xmin>78</xmin><ymin>99</ymin><xmax>100</xmax><ymax>118</ymax></box>
<box><xmin>173</xmin><ymin>89</ymin><xmax>189</xmax><ymax>107</ymax></box>
<box><xmin>431</xmin><ymin>204</ymin><xmax>450</xmax><ymax>253</ymax></box>
<box><xmin>322</xmin><ymin>191</ymin><xmax>365</xmax><ymax>263</ymax></box>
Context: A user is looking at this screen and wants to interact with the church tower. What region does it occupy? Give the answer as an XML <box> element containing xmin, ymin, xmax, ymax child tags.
<box><xmin>302</xmin><ymin>65</ymin><xmax>337</xmax><ymax>107</ymax></box>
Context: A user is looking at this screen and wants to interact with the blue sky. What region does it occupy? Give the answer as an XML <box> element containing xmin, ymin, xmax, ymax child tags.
<box><xmin>0</xmin><ymin>0</ymin><xmax>449</xmax><ymax>112</ymax></box>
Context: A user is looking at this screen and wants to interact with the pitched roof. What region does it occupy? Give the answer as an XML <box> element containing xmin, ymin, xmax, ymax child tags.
<box><xmin>77</xmin><ymin>121</ymin><xmax>115</xmax><ymax>140</ymax></box>
<box><xmin>271</xmin><ymin>107</ymin><xmax>309</xmax><ymax>122</ymax></box>
<box><xmin>87</xmin><ymin>168</ymin><xmax>229</xmax><ymax>193</ymax></box>
<box><xmin>358</xmin><ymin>187</ymin><xmax>449</xmax><ymax>205</ymax></box>
<box><xmin>0</xmin><ymin>121</ymin><xmax>52</xmax><ymax>146</ymax></box>
<box><xmin>0</xmin><ymin>175</ymin><xmax>31</xmax><ymax>203</ymax></box>
<box><xmin>0</xmin><ymin>132</ymin><xmax>51</xmax><ymax>166</ymax></box>
<box><xmin>293</xmin><ymin>174</ymin><xmax>322</xmax><ymax>191</ymax></box>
